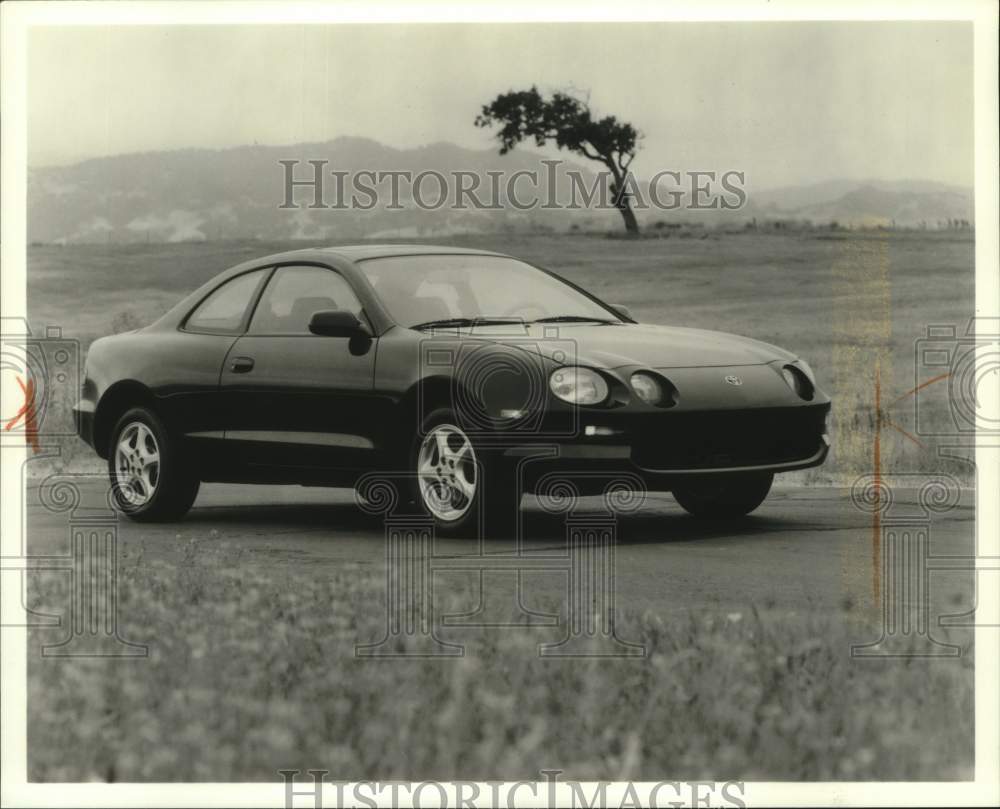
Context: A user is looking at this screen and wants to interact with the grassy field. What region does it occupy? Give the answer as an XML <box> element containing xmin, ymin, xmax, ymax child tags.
<box><xmin>28</xmin><ymin>230</ymin><xmax>976</xmax><ymax>481</ymax></box>
<box><xmin>27</xmin><ymin>543</ymin><xmax>973</xmax><ymax>782</ymax></box>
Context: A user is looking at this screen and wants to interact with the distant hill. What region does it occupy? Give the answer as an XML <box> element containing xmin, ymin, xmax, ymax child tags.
<box><xmin>27</xmin><ymin>138</ymin><xmax>973</xmax><ymax>243</ymax></box>
<box><xmin>750</xmin><ymin>179</ymin><xmax>972</xmax><ymax>228</ymax></box>
<box><xmin>792</xmin><ymin>184</ymin><xmax>972</xmax><ymax>228</ymax></box>
<box><xmin>28</xmin><ymin>137</ymin><xmax>620</xmax><ymax>243</ymax></box>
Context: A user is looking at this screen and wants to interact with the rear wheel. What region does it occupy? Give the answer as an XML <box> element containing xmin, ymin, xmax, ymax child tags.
<box><xmin>672</xmin><ymin>472</ymin><xmax>773</xmax><ymax>519</ymax></box>
<box><xmin>412</xmin><ymin>409</ymin><xmax>520</xmax><ymax>537</ymax></box>
<box><xmin>108</xmin><ymin>406</ymin><xmax>199</xmax><ymax>522</ymax></box>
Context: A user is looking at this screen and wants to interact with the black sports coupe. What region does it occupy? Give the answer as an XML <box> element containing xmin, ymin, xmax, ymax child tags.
<box><xmin>75</xmin><ymin>245</ymin><xmax>830</xmax><ymax>534</ymax></box>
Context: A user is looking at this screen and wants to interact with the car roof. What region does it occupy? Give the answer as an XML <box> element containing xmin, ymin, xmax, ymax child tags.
<box><xmin>152</xmin><ymin>244</ymin><xmax>516</xmax><ymax>334</ymax></box>
<box><xmin>248</xmin><ymin>243</ymin><xmax>510</xmax><ymax>266</ymax></box>
<box><xmin>320</xmin><ymin>244</ymin><xmax>507</xmax><ymax>260</ymax></box>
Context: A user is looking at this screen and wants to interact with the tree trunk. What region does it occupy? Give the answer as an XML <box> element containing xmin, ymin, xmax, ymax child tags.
<box><xmin>608</xmin><ymin>166</ymin><xmax>641</xmax><ymax>236</ymax></box>
<box><xmin>616</xmin><ymin>197</ymin><xmax>640</xmax><ymax>235</ymax></box>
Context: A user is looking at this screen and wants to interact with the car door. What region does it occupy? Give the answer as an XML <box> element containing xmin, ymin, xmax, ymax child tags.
<box><xmin>158</xmin><ymin>267</ymin><xmax>271</xmax><ymax>465</ymax></box>
<box><xmin>220</xmin><ymin>263</ymin><xmax>378</xmax><ymax>472</ymax></box>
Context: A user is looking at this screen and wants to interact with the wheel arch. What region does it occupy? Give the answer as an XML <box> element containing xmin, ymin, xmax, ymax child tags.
<box><xmin>398</xmin><ymin>373</ymin><xmax>459</xmax><ymax>428</ymax></box>
<box><xmin>93</xmin><ymin>380</ymin><xmax>157</xmax><ymax>459</ymax></box>
<box><xmin>390</xmin><ymin>375</ymin><xmax>485</xmax><ymax>455</ymax></box>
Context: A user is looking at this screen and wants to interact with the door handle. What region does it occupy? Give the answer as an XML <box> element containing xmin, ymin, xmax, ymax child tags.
<box><xmin>230</xmin><ymin>356</ymin><xmax>255</xmax><ymax>373</ymax></box>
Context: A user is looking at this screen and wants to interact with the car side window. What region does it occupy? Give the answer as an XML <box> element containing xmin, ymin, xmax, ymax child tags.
<box><xmin>249</xmin><ymin>265</ymin><xmax>364</xmax><ymax>335</ymax></box>
<box><xmin>184</xmin><ymin>269</ymin><xmax>268</xmax><ymax>334</ymax></box>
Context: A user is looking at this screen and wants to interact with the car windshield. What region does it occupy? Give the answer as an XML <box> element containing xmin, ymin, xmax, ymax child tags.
<box><xmin>359</xmin><ymin>254</ymin><xmax>621</xmax><ymax>329</ymax></box>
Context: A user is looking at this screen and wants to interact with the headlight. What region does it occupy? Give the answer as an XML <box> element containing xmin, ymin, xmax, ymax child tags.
<box><xmin>630</xmin><ymin>372</ymin><xmax>663</xmax><ymax>405</ymax></box>
<box><xmin>781</xmin><ymin>363</ymin><xmax>815</xmax><ymax>401</ymax></box>
<box><xmin>549</xmin><ymin>367</ymin><xmax>609</xmax><ymax>405</ymax></box>
<box><xmin>796</xmin><ymin>359</ymin><xmax>816</xmax><ymax>384</ymax></box>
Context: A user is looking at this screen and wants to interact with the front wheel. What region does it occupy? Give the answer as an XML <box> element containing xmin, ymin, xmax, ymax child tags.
<box><xmin>671</xmin><ymin>472</ymin><xmax>773</xmax><ymax>519</ymax></box>
<box><xmin>108</xmin><ymin>406</ymin><xmax>199</xmax><ymax>522</ymax></box>
<box><xmin>412</xmin><ymin>409</ymin><xmax>520</xmax><ymax>537</ymax></box>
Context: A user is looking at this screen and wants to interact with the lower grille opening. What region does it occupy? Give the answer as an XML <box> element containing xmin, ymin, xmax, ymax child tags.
<box><xmin>631</xmin><ymin>406</ymin><xmax>827</xmax><ymax>471</ymax></box>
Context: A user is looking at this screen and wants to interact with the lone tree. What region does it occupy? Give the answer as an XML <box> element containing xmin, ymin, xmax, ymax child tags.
<box><xmin>475</xmin><ymin>86</ymin><xmax>641</xmax><ymax>234</ymax></box>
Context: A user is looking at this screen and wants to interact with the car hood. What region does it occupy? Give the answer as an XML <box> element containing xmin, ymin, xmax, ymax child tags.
<box><xmin>465</xmin><ymin>322</ymin><xmax>798</xmax><ymax>369</ymax></box>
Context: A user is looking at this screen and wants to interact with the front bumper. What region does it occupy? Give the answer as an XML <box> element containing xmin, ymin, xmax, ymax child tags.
<box><xmin>500</xmin><ymin>401</ymin><xmax>831</xmax><ymax>492</ymax></box>
<box><xmin>73</xmin><ymin>401</ymin><xmax>96</xmax><ymax>450</ymax></box>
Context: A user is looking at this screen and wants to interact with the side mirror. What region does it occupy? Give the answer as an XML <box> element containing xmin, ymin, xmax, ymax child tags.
<box><xmin>308</xmin><ymin>309</ymin><xmax>371</xmax><ymax>338</ymax></box>
<box><xmin>610</xmin><ymin>303</ymin><xmax>633</xmax><ymax>321</ymax></box>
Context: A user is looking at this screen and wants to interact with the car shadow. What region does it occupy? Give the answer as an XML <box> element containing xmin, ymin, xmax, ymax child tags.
<box><xmin>189</xmin><ymin>501</ymin><xmax>384</xmax><ymax>531</ymax></box>
<box><xmin>185</xmin><ymin>496</ymin><xmax>820</xmax><ymax>547</ymax></box>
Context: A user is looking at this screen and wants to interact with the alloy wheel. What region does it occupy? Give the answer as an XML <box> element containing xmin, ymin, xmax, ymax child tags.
<box><xmin>114</xmin><ymin>421</ymin><xmax>160</xmax><ymax>506</ymax></box>
<box><xmin>417</xmin><ymin>423</ymin><xmax>478</xmax><ymax>521</ymax></box>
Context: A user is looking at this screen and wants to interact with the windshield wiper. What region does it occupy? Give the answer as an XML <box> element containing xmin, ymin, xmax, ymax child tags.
<box><xmin>529</xmin><ymin>315</ymin><xmax>619</xmax><ymax>324</ymax></box>
<box><xmin>410</xmin><ymin>316</ymin><xmax>523</xmax><ymax>331</ymax></box>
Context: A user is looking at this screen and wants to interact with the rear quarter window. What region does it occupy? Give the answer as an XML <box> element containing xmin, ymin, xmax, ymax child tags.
<box><xmin>183</xmin><ymin>269</ymin><xmax>268</xmax><ymax>334</ymax></box>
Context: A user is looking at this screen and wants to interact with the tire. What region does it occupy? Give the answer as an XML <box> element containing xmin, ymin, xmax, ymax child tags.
<box><xmin>672</xmin><ymin>472</ymin><xmax>773</xmax><ymax>520</ymax></box>
<box><xmin>410</xmin><ymin>408</ymin><xmax>521</xmax><ymax>538</ymax></box>
<box><xmin>107</xmin><ymin>406</ymin><xmax>199</xmax><ymax>522</ymax></box>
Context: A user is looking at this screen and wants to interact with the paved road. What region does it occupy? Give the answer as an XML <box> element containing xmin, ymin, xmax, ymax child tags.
<box><xmin>25</xmin><ymin>478</ymin><xmax>977</xmax><ymax>623</ymax></box>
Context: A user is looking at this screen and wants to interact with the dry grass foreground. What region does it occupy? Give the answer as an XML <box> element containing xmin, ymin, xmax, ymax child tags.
<box><xmin>28</xmin><ymin>537</ymin><xmax>973</xmax><ymax>782</ymax></box>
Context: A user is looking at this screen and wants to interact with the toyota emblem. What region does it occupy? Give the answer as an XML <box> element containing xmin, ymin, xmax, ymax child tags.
<box><xmin>724</xmin><ymin>375</ymin><xmax>743</xmax><ymax>386</ymax></box>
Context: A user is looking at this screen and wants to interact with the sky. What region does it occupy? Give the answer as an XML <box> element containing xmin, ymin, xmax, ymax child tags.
<box><xmin>28</xmin><ymin>22</ymin><xmax>974</xmax><ymax>189</ymax></box>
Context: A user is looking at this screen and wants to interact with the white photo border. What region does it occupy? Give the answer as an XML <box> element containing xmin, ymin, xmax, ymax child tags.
<box><xmin>2</xmin><ymin>1</ymin><xmax>997</xmax><ymax>806</ymax></box>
